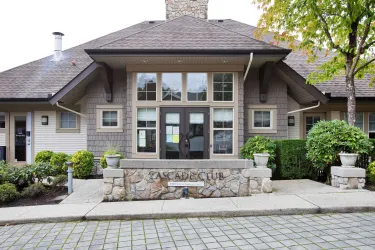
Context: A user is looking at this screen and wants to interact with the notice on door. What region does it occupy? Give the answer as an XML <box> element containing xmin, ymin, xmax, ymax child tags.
<box><xmin>139</xmin><ymin>130</ymin><xmax>146</xmax><ymax>147</ymax></box>
<box><xmin>172</xmin><ymin>126</ymin><xmax>179</xmax><ymax>135</ymax></box>
<box><xmin>172</xmin><ymin>134</ymin><xmax>179</xmax><ymax>143</ymax></box>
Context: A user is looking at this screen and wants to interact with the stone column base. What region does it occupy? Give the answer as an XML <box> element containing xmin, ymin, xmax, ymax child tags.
<box><xmin>331</xmin><ymin>166</ymin><xmax>366</xmax><ymax>189</ymax></box>
<box><xmin>248</xmin><ymin>168</ymin><xmax>272</xmax><ymax>194</ymax></box>
<box><xmin>103</xmin><ymin>169</ymin><xmax>125</xmax><ymax>201</ymax></box>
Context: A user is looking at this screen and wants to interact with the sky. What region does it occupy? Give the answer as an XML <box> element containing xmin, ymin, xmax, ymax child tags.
<box><xmin>0</xmin><ymin>0</ymin><xmax>262</xmax><ymax>72</ymax></box>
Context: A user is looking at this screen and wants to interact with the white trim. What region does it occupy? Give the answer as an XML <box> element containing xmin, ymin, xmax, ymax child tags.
<box><xmin>212</xmin><ymin>108</ymin><xmax>234</xmax><ymax>156</ymax></box>
<box><xmin>251</xmin><ymin>110</ymin><xmax>273</xmax><ymax>129</ymax></box>
<box><xmin>136</xmin><ymin>107</ymin><xmax>158</xmax><ymax>154</ymax></box>
<box><xmin>96</xmin><ymin>105</ymin><xmax>123</xmax><ymax>133</ymax></box>
<box><xmin>212</xmin><ymin>72</ymin><xmax>235</xmax><ymax>103</ymax></box>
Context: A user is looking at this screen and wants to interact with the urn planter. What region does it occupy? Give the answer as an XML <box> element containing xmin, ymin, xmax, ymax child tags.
<box><xmin>339</xmin><ymin>153</ymin><xmax>358</xmax><ymax>168</ymax></box>
<box><xmin>253</xmin><ymin>153</ymin><xmax>270</xmax><ymax>168</ymax></box>
<box><xmin>106</xmin><ymin>155</ymin><xmax>121</xmax><ymax>169</ymax></box>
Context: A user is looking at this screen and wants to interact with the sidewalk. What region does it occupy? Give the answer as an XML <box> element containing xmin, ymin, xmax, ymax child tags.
<box><xmin>1</xmin><ymin>191</ymin><xmax>375</xmax><ymax>225</ymax></box>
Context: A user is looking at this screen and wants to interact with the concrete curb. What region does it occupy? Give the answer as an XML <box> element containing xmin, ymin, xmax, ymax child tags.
<box><xmin>0</xmin><ymin>216</ymin><xmax>85</xmax><ymax>226</ymax></box>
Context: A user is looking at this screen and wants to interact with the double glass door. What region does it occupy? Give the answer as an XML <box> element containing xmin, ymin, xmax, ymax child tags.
<box><xmin>160</xmin><ymin>107</ymin><xmax>209</xmax><ymax>159</ymax></box>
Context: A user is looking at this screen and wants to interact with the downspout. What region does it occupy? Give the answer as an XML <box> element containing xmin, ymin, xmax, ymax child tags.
<box><xmin>287</xmin><ymin>101</ymin><xmax>321</xmax><ymax>114</ymax></box>
<box><xmin>244</xmin><ymin>53</ymin><xmax>254</xmax><ymax>80</ymax></box>
<box><xmin>56</xmin><ymin>102</ymin><xmax>87</xmax><ymax>118</ymax></box>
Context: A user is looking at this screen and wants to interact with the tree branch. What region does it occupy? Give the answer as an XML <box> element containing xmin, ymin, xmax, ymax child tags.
<box><xmin>362</xmin><ymin>41</ymin><xmax>375</xmax><ymax>53</ymax></box>
<box><xmin>351</xmin><ymin>16</ymin><xmax>371</xmax><ymax>75</ymax></box>
<box><xmin>354</xmin><ymin>58</ymin><xmax>375</xmax><ymax>75</ymax></box>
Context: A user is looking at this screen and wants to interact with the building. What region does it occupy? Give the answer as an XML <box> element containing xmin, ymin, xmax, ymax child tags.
<box><xmin>0</xmin><ymin>0</ymin><xmax>373</xmax><ymax>164</ymax></box>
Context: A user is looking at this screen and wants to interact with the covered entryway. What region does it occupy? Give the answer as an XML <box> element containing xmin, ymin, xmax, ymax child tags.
<box><xmin>160</xmin><ymin>107</ymin><xmax>209</xmax><ymax>159</ymax></box>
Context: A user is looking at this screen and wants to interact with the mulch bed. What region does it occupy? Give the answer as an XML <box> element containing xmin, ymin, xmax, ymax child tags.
<box><xmin>0</xmin><ymin>186</ymin><xmax>68</xmax><ymax>208</ymax></box>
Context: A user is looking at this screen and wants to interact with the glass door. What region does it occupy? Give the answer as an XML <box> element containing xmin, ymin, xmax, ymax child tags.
<box><xmin>160</xmin><ymin>108</ymin><xmax>184</xmax><ymax>159</ymax></box>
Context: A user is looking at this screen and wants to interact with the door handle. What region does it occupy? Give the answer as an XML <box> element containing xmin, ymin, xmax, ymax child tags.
<box><xmin>185</xmin><ymin>133</ymin><xmax>190</xmax><ymax>159</ymax></box>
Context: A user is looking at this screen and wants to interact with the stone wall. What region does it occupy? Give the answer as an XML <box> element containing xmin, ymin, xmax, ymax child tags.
<box><xmin>166</xmin><ymin>0</ymin><xmax>209</xmax><ymax>20</ymax></box>
<box><xmin>331</xmin><ymin>166</ymin><xmax>366</xmax><ymax>189</ymax></box>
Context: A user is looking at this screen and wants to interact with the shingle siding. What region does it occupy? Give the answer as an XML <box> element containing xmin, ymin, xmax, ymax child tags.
<box><xmin>125</xmin><ymin>72</ymin><xmax>133</xmax><ymax>159</ymax></box>
<box><xmin>238</xmin><ymin>72</ymin><xmax>245</xmax><ymax>156</ymax></box>
<box><xmin>87</xmin><ymin>70</ymin><xmax>128</xmax><ymax>157</ymax></box>
<box><xmin>244</xmin><ymin>68</ymin><xmax>288</xmax><ymax>141</ymax></box>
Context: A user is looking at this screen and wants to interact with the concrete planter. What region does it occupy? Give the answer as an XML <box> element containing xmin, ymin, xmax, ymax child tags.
<box><xmin>339</xmin><ymin>153</ymin><xmax>358</xmax><ymax>168</ymax></box>
<box><xmin>106</xmin><ymin>155</ymin><xmax>121</xmax><ymax>169</ymax></box>
<box><xmin>253</xmin><ymin>153</ymin><xmax>270</xmax><ymax>168</ymax></box>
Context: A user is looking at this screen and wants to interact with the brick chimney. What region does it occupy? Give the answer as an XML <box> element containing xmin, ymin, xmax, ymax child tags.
<box><xmin>166</xmin><ymin>0</ymin><xmax>209</xmax><ymax>20</ymax></box>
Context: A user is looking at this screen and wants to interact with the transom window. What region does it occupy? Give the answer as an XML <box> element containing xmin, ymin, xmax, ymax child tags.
<box><xmin>102</xmin><ymin>111</ymin><xmax>118</xmax><ymax>127</ymax></box>
<box><xmin>213</xmin><ymin>73</ymin><xmax>233</xmax><ymax>101</ymax></box>
<box><xmin>137</xmin><ymin>73</ymin><xmax>157</xmax><ymax>101</ymax></box>
<box><xmin>0</xmin><ymin>112</ymin><xmax>5</xmax><ymax>129</ymax></box>
<box><xmin>187</xmin><ymin>73</ymin><xmax>207</xmax><ymax>101</ymax></box>
<box><xmin>344</xmin><ymin>112</ymin><xmax>364</xmax><ymax>131</ymax></box>
<box><xmin>254</xmin><ymin>111</ymin><xmax>271</xmax><ymax>128</ymax></box>
<box><xmin>213</xmin><ymin>108</ymin><xmax>233</xmax><ymax>155</ymax></box>
<box><xmin>137</xmin><ymin>108</ymin><xmax>157</xmax><ymax>153</ymax></box>
<box><xmin>162</xmin><ymin>73</ymin><xmax>182</xmax><ymax>101</ymax></box>
<box><xmin>60</xmin><ymin>112</ymin><xmax>77</xmax><ymax>129</ymax></box>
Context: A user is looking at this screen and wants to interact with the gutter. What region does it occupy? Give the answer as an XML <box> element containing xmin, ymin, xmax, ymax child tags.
<box><xmin>244</xmin><ymin>53</ymin><xmax>253</xmax><ymax>80</ymax></box>
<box><xmin>56</xmin><ymin>102</ymin><xmax>87</xmax><ymax>118</ymax></box>
<box><xmin>288</xmin><ymin>101</ymin><xmax>321</xmax><ymax>114</ymax></box>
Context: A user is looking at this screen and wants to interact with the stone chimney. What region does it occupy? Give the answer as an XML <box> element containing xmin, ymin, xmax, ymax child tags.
<box><xmin>166</xmin><ymin>0</ymin><xmax>209</xmax><ymax>20</ymax></box>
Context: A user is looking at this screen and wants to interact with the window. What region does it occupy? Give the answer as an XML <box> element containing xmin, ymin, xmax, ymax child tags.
<box><xmin>162</xmin><ymin>73</ymin><xmax>182</xmax><ymax>101</ymax></box>
<box><xmin>344</xmin><ymin>112</ymin><xmax>364</xmax><ymax>131</ymax></box>
<box><xmin>213</xmin><ymin>73</ymin><xmax>233</xmax><ymax>101</ymax></box>
<box><xmin>102</xmin><ymin>111</ymin><xmax>118</xmax><ymax>127</ymax></box>
<box><xmin>137</xmin><ymin>108</ymin><xmax>157</xmax><ymax>153</ymax></box>
<box><xmin>187</xmin><ymin>73</ymin><xmax>207</xmax><ymax>101</ymax></box>
<box><xmin>305</xmin><ymin>116</ymin><xmax>321</xmax><ymax>136</ymax></box>
<box><xmin>213</xmin><ymin>108</ymin><xmax>233</xmax><ymax>154</ymax></box>
<box><xmin>60</xmin><ymin>112</ymin><xmax>77</xmax><ymax>129</ymax></box>
<box><xmin>137</xmin><ymin>73</ymin><xmax>157</xmax><ymax>101</ymax></box>
<box><xmin>369</xmin><ymin>113</ymin><xmax>375</xmax><ymax>138</ymax></box>
<box><xmin>254</xmin><ymin>111</ymin><xmax>271</xmax><ymax>128</ymax></box>
<box><xmin>0</xmin><ymin>112</ymin><xmax>5</xmax><ymax>129</ymax></box>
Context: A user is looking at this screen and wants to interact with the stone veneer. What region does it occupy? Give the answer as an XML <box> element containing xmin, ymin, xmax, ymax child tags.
<box><xmin>331</xmin><ymin>166</ymin><xmax>366</xmax><ymax>189</ymax></box>
<box><xmin>166</xmin><ymin>0</ymin><xmax>209</xmax><ymax>20</ymax></box>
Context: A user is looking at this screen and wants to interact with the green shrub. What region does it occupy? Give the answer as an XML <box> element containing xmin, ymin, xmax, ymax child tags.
<box><xmin>51</xmin><ymin>174</ymin><xmax>68</xmax><ymax>187</ymax></box>
<box><xmin>72</xmin><ymin>150</ymin><xmax>94</xmax><ymax>179</ymax></box>
<box><xmin>306</xmin><ymin>120</ymin><xmax>373</xmax><ymax>170</ymax></box>
<box><xmin>50</xmin><ymin>152</ymin><xmax>71</xmax><ymax>175</ymax></box>
<box><xmin>240</xmin><ymin>136</ymin><xmax>276</xmax><ymax>169</ymax></box>
<box><xmin>35</xmin><ymin>150</ymin><xmax>55</xmax><ymax>164</ymax></box>
<box><xmin>30</xmin><ymin>162</ymin><xmax>53</xmax><ymax>184</ymax></box>
<box><xmin>100</xmin><ymin>149</ymin><xmax>124</xmax><ymax>169</ymax></box>
<box><xmin>367</xmin><ymin>161</ymin><xmax>375</xmax><ymax>183</ymax></box>
<box><xmin>3</xmin><ymin>166</ymin><xmax>34</xmax><ymax>188</ymax></box>
<box><xmin>21</xmin><ymin>183</ymin><xmax>47</xmax><ymax>198</ymax></box>
<box><xmin>0</xmin><ymin>183</ymin><xmax>19</xmax><ymax>203</ymax></box>
<box><xmin>275</xmin><ymin>140</ymin><xmax>318</xmax><ymax>180</ymax></box>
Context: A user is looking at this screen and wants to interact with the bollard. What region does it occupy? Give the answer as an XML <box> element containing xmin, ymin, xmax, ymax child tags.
<box><xmin>66</xmin><ymin>162</ymin><xmax>73</xmax><ymax>194</ymax></box>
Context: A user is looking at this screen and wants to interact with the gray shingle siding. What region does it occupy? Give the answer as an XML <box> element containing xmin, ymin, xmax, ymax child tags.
<box><xmin>238</xmin><ymin>72</ymin><xmax>245</xmax><ymax>157</ymax></box>
<box><xmin>87</xmin><ymin>70</ymin><xmax>128</xmax><ymax>157</ymax></box>
<box><xmin>244</xmin><ymin>68</ymin><xmax>288</xmax><ymax>141</ymax></box>
<box><xmin>125</xmin><ymin>72</ymin><xmax>133</xmax><ymax>159</ymax></box>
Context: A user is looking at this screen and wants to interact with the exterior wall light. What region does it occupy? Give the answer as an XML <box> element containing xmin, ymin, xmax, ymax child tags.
<box><xmin>288</xmin><ymin>116</ymin><xmax>295</xmax><ymax>126</ymax></box>
<box><xmin>41</xmin><ymin>116</ymin><xmax>49</xmax><ymax>125</ymax></box>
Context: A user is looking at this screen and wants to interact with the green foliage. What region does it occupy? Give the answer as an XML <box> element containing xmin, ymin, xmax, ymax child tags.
<box><xmin>30</xmin><ymin>163</ymin><xmax>53</xmax><ymax>184</ymax></box>
<box><xmin>35</xmin><ymin>150</ymin><xmax>55</xmax><ymax>164</ymax></box>
<box><xmin>367</xmin><ymin>161</ymin><xmax>375</xmax><ymax>184</ymax></box>
<box><xmin>0</xmin><ymin>163</ymin><xmax>34</xmax><ymax>188</ymax></box>
<box><xmin>275</xmin><ymin>140</ymin><xmax>318</xmax><ymax>180</ymax></box>
<box><xmin>241</xmin><ymin>136</ymin><xmax>276</xmax><ymax>169</ymax></box>
<box><xmin>51</xmin><ymin>175</ymin><xmax>68</xmax><ymax>187</ymax></box>
<box><xmin>0</xmin><ymin>183</ymin><xmax>19</xmax><ymax>203</ymax></box>
<box><xmin>100</xmin><ymin>149</ymin><xmax>124</xmax><ymax>169</ymax></box>
<box><xmin>306</xmin><ymin>120</ymin><xmax>373</xmax><ymax>170</ymax></box>
<box><xmin>50</xmin><ymin>152</ymin><xmax>71</xmax><ymax>175</ymax></box>
<box><xmin>21</xmin><ymin>183</ymin><xmax>47</xmax><ymax>198</ymax></box>
<box><xmin>71</xmin><ymin>150</ymin><xmax>94</xmax><ymax>179</ymax></box>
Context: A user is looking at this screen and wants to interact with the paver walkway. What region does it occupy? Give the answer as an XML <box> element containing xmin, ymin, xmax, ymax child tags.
<box><xmin>60</xmin><ymin>179</ymin><xmax>103</xmax><ymax>205</ymax></box>
<box><xmin>1</xmin><ymin>212</ymin><xmax>375</xmax><ymax>249</ymax></box>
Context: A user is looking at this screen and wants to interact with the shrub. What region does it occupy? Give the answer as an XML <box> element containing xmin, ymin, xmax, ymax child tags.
<box><xmin>21</xmin><ymin>183</ymin><xmax>47</xmax><ymax>198</ymax></box>
<box><xmin>4</xmin><ymin>166</ymin><xmax>34</xmax><ymax>188</ymax></box>
<box><xmin>367</xmin><ymin>162</ymin><xmax>375</xmax><ymax>184</ymax></box>
<box><xmin>0</xmin><ymin>183</ymin><xmax>19</xmax><ymax>203</ymax></box>
<box><xmin>100</xmin><ymin>149</ymin><xmax>124</xmax><ymax>169</ymax></box>
<box><xmin>240</xmin><ymin>136</ymin><xmax>276</xmax><ymax>169</ymax></box>
<box><xmin>30</xmin><ymin>162</ymin><xmax>53</xmax><ymax>184</ymax></box>
<box><xmin>51</xmin><ymin>174</ymin><xmax>68</xmax><ymax>187</ymax></box>
<box><xmin>306</xmin><ymin>120</ymin><xmax>373</xmax><ymax>170</ymax></box>
<box><xmin>50</xmin><ymin>152</ymin><xmax>71</xmax><ymax>175</ymax></box>
<box><xmin>71</xmin><ymin>150</ymin><xmax>94</xmax><ymax>179</ymax></box>
<box><xmin>35</xmin><ymin>150</ymin><xmax>55</xmax><ymax>164</ymax></box>
<box><xmin>275</xmin><ymin>140</ymin><xmax>318</xmax><ymax>180</ymax></box>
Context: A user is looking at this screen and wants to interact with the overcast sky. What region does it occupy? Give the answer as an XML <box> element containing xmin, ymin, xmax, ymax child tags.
<box><xmin>0</xmin><ymin>0</ymin><xmax>261</xmax><ymax>72</ymax></box>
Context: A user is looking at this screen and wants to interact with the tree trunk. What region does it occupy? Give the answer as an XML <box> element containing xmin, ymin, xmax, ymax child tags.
<box><xmin>346</xmin><ymin>58</ymin><xmax>356</xmax><ymax>126</ymax></box>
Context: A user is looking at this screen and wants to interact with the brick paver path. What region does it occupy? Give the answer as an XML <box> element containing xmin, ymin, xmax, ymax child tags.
<box><xmin>1</xmin><ymin>213</ymin><xmax>375</xmax><ymax>249</ymax></box>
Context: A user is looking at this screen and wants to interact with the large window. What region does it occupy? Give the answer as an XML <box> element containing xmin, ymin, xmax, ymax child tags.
<box><xmin>187</xmin><ymin>73</ymin><xmax>207</xmax><ymax>101</ymax></box>
<box><xmin>162</xmin><ymin>73</ymin><xmax>182</xmax><ymax>101</ymax></box>
<box><xmin>60</xmin><ymin>112</ymin><xmax>77</xmax><ymax>129</ymax></box>
<box><xmin>213</xmin><ymin>108</ymin><xmax>233</xmax><ymax>155</ymax></box>
<box><xmin>369</xmin><ymin>113</ymin><xmax>375</xmax><ymax>138</ymax></box>
<box><xmin>137</xmin><ymin>108</ymin><xmax>157</xmax><ymax>153</ymax></box>
<box><xmin>213</xmin><ymin>73</ymin><xmax>233</xmax><ymax>101</ymax></box>
<box><xmin>137</xmin><ymin>73</ymin><xmax>157</xmax><ymax>101</ymax></box>
<box><xmin>344</xmin><ymin>112</ymin><xmax>364</xmax><ymax>131</ymax></box>
<box><xmin>0</xmin><ymin>112</ymin><xmax>5</xmax><ymax>129</ymax></box>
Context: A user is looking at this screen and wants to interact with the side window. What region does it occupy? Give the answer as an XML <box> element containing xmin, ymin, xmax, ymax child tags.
<box><xmin>187</xmin><ymin>73</ymin><xmax>207</xmax><ymax>101</ymax></box>
<box><xmin>213</xmin><ymin>73</ymin><xmax>233</xmax><ymax>101</ymax></box>
<box><xmin>137</xmin><ymin>73</ymin><xmax>157</xmax><ymax>101</ymax></box>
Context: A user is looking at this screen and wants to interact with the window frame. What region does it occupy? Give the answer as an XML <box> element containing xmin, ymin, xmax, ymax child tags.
<box><xmin>343</xmin><ymin>112</ymin><xmax>364</xmax><ymax>131</ymax></box>
<box><xmin>212</xmin><ymin>108</ymin><xmax>234</xmax><ymax>155</ymax></box>
<box><xmin>248</xmin><ymin>105</ymin><xmax>277</xmax><ymax>134</ymax></box>
<box><xmin>0</xmin><ymin>112</ymin><xmax>5</xmax><ymax>131</ymax></box>
<box><xmin>369</xmin><ymin>112</ymin><xmax>375</xmax><ymax>138</ymax></box>
<box><xmin>56</xmin><ymin>111</ymin><xmax>80</xmax><ymax>133</ymax></box>
<box><xmin>161</xmin><ymin>73</ymin><xmax>183</xmax><ymax>102</ymax></box>
<box><xmin>136</xmin><ymin>108</ymin><xmax>157</xmax><ymax>154</ymax></box>
<box><xmin>212</xmin><ymin>72</ymin><xmax>234</xmax><ymax>102</ymax></box>
<box><xmin>186</xmin><ymin>72</ymin><xmax>208</xmax><ymax>102</ymax></box>
<box><xmin>252</xmin><ymin>110</ymin><xmax>273</xmax><ymax>129</ymax></box>
<box><xmin>96</xmin><ymin>105</ymin><xmax>123</xmax><ymax>133</ymax></box>
<box><xmin>136</xmin><ymin>73</ymin><xmax>158</xmax><ymax>101</ymax></box>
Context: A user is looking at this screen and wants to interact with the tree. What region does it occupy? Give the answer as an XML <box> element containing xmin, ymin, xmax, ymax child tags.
<box><xmin>253</xmin><ymin>0</ymin><xmax>375</xmax><ymax>125</ymax></box>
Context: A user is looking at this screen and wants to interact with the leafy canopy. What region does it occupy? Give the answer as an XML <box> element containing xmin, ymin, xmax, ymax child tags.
<box><xmin>253</xmin><ymin>0</ymin><xmax>375</xmax><ymax>84</ymax></box>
